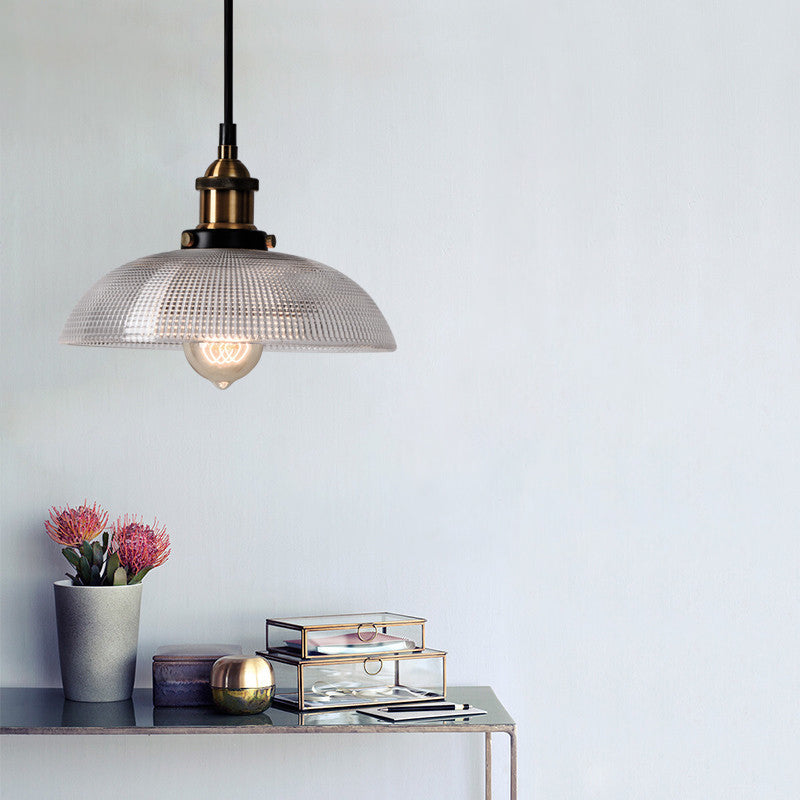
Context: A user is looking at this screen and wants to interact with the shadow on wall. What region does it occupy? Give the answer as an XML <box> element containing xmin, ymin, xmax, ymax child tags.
<box><xmin>36</xmin><ymin>517</ymin><xmax>65</xmax><ymax>686</ymax></box>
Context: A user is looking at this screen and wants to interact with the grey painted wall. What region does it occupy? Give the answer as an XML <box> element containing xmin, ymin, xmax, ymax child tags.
<box><xmin>2</xmin><ymin>0</ymin><xmax>798</xmax><ymax>797</ymax></box>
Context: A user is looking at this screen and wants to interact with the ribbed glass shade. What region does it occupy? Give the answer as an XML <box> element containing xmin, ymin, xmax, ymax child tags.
<box><xmin>60</xmin><ymin>249</ymin><xmax>396</xmax><ymax>352</ymax></box>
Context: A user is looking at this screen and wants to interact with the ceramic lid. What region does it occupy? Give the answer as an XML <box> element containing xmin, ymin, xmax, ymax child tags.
<box><xmin>153</xmin><ymin>644</ymin><xmax>242</xmax><ymax>662</ymax></box>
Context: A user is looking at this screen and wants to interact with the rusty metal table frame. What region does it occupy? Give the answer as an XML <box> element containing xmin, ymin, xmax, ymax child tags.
<box><xmin>1</xmin><ymin>685</ymin><xmax>517</xmax><ymax>799</ymax></box>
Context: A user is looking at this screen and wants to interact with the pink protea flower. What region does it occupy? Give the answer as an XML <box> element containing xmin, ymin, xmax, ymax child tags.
<box><xmin>45</xmin><ymin>502</ymin><xmax>108</xmax><ymax>548</ymax></box>
<box><xmin>111</xmin><ymin>516</ymin><xmax>171</xmax><ymax>575</ymax></box>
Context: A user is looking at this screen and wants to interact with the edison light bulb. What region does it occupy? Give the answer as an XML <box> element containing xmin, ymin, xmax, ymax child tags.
<box><xmin>183</xmin><ymin>341</ymin><xmax>263</xmax><ymax>389</ymax></box>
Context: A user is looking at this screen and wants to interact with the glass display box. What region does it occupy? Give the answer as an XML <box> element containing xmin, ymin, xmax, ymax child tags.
<box><xmin>266</xmin><ymin>613</ymin><xmax>426</xmax><ymax>660</ymax></box>
<box><xmin>256</xmin><ymin>648</ymin><xmax>446</xmax><ymax>711</ymax></box>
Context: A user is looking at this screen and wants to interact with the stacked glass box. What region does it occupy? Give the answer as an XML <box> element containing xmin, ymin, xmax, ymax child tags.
<box><xmin>257</xmin><ymin>613</ymin><xmax>446</xmax><ymax>711</ymax></box>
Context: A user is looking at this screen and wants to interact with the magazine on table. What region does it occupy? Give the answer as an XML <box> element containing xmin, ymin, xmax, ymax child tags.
<box><xmin>357</xmin><ymin>703</ymin><xmax>487</xmax><ymax>722</ymax></box>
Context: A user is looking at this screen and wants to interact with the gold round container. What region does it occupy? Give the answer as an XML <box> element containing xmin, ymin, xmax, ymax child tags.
<box><xmin>210</xmin><ymin>655</ymin><xmax>275</xmax><ymax>715</ymax></box>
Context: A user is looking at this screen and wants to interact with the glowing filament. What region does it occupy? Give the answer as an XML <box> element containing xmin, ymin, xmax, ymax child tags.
<box><xmin>200</xmin><ymin>342</ymin><xmax>252</xmax><ymax>365</ymax></box>
<box><xmin>183</xmin><ymin>341</ymin><xmax>263</xmax><ymax>389</ymax></box>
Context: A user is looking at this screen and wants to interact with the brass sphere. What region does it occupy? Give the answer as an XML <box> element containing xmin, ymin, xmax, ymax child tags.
<box><xmin>210</xmin><ymin>655</ymin><xmax>275</xmax><ymax>715</ymax></box>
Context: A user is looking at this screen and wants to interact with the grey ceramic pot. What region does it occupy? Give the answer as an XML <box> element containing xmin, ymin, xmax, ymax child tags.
<box><xmin>53</xmin><ymin>580</ymin><xmax>143</xmax><ymax>702</ymax></box>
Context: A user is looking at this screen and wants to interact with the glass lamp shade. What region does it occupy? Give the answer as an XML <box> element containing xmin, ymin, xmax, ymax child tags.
<box><xmin>60</xmin><ymin>248</ymin><xmax>397</xmax><ymax>353</ymax></box>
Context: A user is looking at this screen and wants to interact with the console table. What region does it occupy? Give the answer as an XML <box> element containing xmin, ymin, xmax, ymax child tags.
<box><xmin>1</xmin><ymin>685</ymin><xmax>517</xmax><ymax>799</ymax></box>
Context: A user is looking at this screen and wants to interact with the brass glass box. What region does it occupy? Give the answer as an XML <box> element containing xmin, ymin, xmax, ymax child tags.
<box><xmin>266</xmin><ymin>613</ymin><xmax>426</xmax><ymax>660</ymax></box>
<box><xmin>256</xmin><ymin>648</ymin><xmax>446</xmax><ymax>711</ymax></box>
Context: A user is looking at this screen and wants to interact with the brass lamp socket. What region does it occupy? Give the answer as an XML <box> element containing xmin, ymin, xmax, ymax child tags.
<box><xmin>197</xmin><ymin>147</ymin><xmax>257</xmax><ymax>230</ymax></box>
<box><xmin>181</xmin><ymin>147</ymin><xmax>276</xmax><ymax>250</ymax></box>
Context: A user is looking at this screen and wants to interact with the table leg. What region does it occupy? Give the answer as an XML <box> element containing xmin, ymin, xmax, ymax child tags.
<box><xmin>508</xmin><ymin>730</ymin><xmax>517</xmax><ymax>800</ymax></box>
<box><xmin>485</xmin><ymin>731</ymin><xmax>492</xmax><ymax>800</ymax></box>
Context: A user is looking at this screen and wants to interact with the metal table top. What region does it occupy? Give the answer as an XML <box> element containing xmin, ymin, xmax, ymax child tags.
<box><xmin>1</xmin><ymin>685</ymin><xmax>515</xmax><ymax>735</ymax></box>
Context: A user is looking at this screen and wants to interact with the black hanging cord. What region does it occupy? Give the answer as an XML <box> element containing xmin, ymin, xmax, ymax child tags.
<box><xmin>219</xmin><ymin>0</ymin><xmax>236</xmax><ymax>146</ymax></box>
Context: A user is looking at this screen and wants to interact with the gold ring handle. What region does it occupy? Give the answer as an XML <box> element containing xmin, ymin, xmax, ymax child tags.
<box><xmin>363</xmin><ymin>657</ymin><xmax>383</xmax><ymax>675</ymax></box>
<box><xmin>357</xmin><ymin>623</ymin><xmax>377</xmax><ymax>642</ymax></box>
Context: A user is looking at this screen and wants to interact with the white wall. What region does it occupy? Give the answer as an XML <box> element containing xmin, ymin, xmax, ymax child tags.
<box><xmin>2</xmin><ymin>0</ymin><xmax>798</xmax><ymax>797</ymax></box>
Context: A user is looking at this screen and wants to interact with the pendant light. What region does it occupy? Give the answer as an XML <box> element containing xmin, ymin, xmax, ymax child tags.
<box><xmin>60</xmin><ymin>0</ymin><xmax>396</xmax><ymax>389</ymax></box>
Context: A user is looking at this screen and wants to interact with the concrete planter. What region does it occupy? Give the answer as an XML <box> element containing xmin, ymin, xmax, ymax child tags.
<box><xmin>53</xmin><ymin>580</ymin><xmax>143</xmax><ymax>702</ymax></box>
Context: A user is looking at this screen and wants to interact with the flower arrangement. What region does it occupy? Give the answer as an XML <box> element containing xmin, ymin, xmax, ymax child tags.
<box><xmin>46</xmin><ymin>501</ymin><xmax>170</xmax><ymax>586</ymax></box>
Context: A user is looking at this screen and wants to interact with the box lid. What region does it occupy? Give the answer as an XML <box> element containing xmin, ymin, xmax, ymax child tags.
<box><xmin>153</xmin><ymin>644</ymin><xmax>242</xmax><ymax>662</ymax></box>
<box><xmin>267</xmin><ymin>613</ymin><xmax>425</xmax><ymax>630</ymax></box>
<box><xmin>257</xmin><ymin>647</ymin><xmax>446</xmax><ymax>666</ymax></box>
